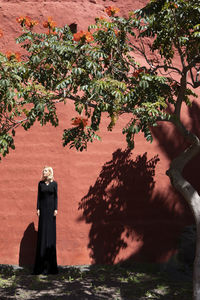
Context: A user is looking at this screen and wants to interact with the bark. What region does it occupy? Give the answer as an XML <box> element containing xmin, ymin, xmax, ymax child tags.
<box><xmin>166</xmin><ymin>141</ymin><xmax>200</xmax><ymax>300</ymax></box>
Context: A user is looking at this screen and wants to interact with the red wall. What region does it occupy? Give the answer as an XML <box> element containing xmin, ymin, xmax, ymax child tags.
<box><xmin>0</xmin><ymin>0</ymin><xmax>197</xmax><ymax>266</ymax></box>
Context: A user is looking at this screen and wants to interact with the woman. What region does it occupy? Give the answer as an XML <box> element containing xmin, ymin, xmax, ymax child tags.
<box><xmin>33</xmin><ymin>166</ymin><xmax>58</xmax><ymax>275</ymax></box>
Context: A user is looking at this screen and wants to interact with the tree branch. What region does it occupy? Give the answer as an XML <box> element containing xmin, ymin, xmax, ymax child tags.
<box><xmin>186</xmin><ymin>55</ymin><xmax>200</xmax><ymax>72</ymax></box>
<box><xmin>174</xmin><ymin>73</ymin><xmax>187</xmax><ymax>118</ymax></box>
<box><xmin>153</xmin><ymin>64</ymin><xmax>182</xmax><ymax>75</ymax></box>
<box><xmin>55</xmin><ymin>92</ymin><xmax>97</xmax><ymax>108</ymax></box>
<box><xmin>172</xmin><ymin>118</ymin><xmax>199</xmax><ymax>147</ymax></box>
<box><xmin>190</xmin><ymin>64</ymin><xmax>200</xmax><ymax>88</ymax></box>
<box><xmin>128</xmin><ymin>38</ymin><xmax>182</xmax><ymax>76</ymax></box>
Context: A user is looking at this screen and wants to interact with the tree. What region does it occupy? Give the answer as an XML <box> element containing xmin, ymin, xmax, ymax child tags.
<box><xmin>0</xmin><ymin>0</ymin><xmax>200</xmax><ymax>298</ymax></box>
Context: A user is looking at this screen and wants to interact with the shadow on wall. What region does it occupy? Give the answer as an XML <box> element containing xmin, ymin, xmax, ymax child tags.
<box><xmin>151</xmin><ymin>102</ymin><xmax>200</xmax><ymax>194</ymax></box>
<box><xmin>78</xmin><ymin>147</ymin><xmax>194</xmax><ymax>264</ymax></box>
<box><xmin>181</xmin><ymin>102</ymin><xmax>200</xmax><ymax>194</ymax></box>
<box><xmin>18</xmin><ymin>103</ymin><xmax>199</xmax><ymax>266</ymax></box>
<box><xmin>78</xmin><ymin>102</ymin><xmax>200</xmax><ymax>264</ymax></box>
<box><xmin>19</xmin><ymin>222</ymin><xmax>37</xmax><ymax>267</ymax></box>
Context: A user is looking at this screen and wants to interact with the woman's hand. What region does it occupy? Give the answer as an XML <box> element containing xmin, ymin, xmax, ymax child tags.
<box><xmin>54</xmin><ymin>210</ymin><xmax>58</xmax><ymax>216</ymax></box>
<box><xmin>37</xmin><ymin>209</ymin><xmax>40</xmax><ymax>217</ymax></box>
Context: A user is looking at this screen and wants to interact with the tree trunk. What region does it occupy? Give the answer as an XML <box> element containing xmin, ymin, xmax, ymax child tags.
<box><xmin>194</xmin><ymin>221</ymin><xmax>200</xmax><ymax>300</ymax></box>
<box><xmin>166</xmin><ymin>142</ymin><xmax>200</xmax><ymax>300</ymax></box>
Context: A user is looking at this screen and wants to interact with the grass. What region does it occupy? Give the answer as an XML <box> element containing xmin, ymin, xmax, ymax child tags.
<box><xmin>0</xmin><ymin>262</ymin><xmax>192</xmax><ymax>299</ymax></box>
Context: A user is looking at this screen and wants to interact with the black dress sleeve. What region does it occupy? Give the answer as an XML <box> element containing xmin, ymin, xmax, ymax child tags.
<box><xmin>37</xmin><ymin>182</ymin><xmax>41</xmax><ymax>210</ymax></box>
<box><xmin>54</xmin><ymin>181</ymin><xmax>58</xmax><ymax>210</ymax></box>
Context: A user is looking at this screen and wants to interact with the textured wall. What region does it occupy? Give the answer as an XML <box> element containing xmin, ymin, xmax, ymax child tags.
<box><xmin>0</xmin><ymin>0</ymin><xmax>197</xmax><ymax>266</ymax></box>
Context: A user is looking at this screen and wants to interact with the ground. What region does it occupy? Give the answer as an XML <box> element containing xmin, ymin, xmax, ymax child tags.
<box><xmin>0</xmin><ymin>262</ymin><xmax>192</xmax><ymax>299</ymax></box>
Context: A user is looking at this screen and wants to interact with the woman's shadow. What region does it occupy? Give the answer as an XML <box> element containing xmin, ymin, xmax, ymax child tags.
<box><xmin>19</xmin><ymin>222</ymin><xmax>37</xmax><ymax>268</ymax></box>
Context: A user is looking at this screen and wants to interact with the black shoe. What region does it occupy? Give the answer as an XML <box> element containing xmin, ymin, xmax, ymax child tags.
<box><xmin>42</xmin><ymin>270</ymin><xmax>48</xmax><ymax>275</ymax></box>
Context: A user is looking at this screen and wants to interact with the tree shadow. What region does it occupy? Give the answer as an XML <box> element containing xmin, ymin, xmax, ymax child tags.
<box><xmin>0</xmin><ymin>264</ymin><xmax>192</xmax><ymax>300</ymax></box>
<box><xmin>183</xmin><ymin>102</ymin><xmax>200</xmax><ymax>194</ymax></box>
<box><xmin>151</xmin><ymin>101</ymin><xmax>200</xmax><ymax>194</ymax></box>
<box><xmin>78</xmin><ymin>148</ymin><xmax>192</xmax><ymax>264</ymax></box>
<box><xmin>19</xmin><ymin>222</ymin><xmax>37</xmax><ymax>268</ymax></box>
<box><xmin>150</xmin><ymin>102</ymin><xmax>200</xmax><ymax>218</ymax></box>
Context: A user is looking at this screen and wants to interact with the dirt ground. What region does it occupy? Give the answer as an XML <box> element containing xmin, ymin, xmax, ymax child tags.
<box><xmin>0</xmin><ymin>263</ymin><xmax>192</xmax><ymax>300</ymax></box>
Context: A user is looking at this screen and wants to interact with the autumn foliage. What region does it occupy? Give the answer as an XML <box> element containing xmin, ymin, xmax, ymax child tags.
<box><xmin>71</xmin><ymin>117</ymin><xmax>88</xmax><ymax>128</ymax></box>
<box><xmin>16</xmin><ymin>16</ymin><xmax>38</xmax><ymax>29</ymax></box>
<box><xmin>43</xmin><ymin>16</ymin><xmax>57</xmax><ymax>30</ymax></box>
<box><xmin>73</xmin><ymin>31</ymin><xmax>94</xmax><ymax>42</ymax></box>
<box><xmin>16</xmin><ymin>15</ymin><xmax>57</xmax><ymax>34</ymax></box>
<box><xmin>105</xmin><ymin>6</ymin><xmax>120</xmax><ymax>17</ymax></box>
<box><xmin>132</xmin><ymin>68</ymin><xmax>149</xmax><ymax>79</ymax></box>
<box><xmin>6</xmin><ymin>51</ymin><xmax>21</xmax><ymax>62</ymax></box>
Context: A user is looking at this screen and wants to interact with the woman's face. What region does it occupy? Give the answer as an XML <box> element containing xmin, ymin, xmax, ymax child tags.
<box><xmin>43</xmin><ymin>168</ymin><xmax>50</xmax><ymax>178</ymax></box>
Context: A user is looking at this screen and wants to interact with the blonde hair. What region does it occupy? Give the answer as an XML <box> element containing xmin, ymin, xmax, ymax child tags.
<box><xmin>41</xmin><ymin>166</ymin><xmax>54</xmax><ymax>182</ymax></box>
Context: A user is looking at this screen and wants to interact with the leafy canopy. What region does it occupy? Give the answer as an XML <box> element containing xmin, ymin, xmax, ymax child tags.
<box><xmin>0</xmin><ymin>0</ymin><xmax>199</xmax><ymax>157</ymax></box>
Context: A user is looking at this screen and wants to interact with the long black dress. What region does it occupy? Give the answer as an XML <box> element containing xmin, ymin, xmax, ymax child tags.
<box><xmin>33</xmin><ymin>180</ymin><xmax>58</xmax><ymax>275</ymax></box>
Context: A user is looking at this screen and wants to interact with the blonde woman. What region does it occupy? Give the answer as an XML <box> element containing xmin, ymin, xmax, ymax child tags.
<box><xmin>33</xmin><ymin>166</ymin><xmax>58</xmax><ymax>275</ymax></box>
